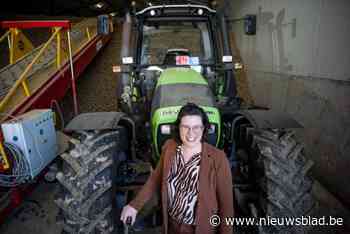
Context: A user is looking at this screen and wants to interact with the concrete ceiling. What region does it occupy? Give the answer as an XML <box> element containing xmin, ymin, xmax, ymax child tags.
<box><xmin>0</xmin><ymin>0</ymin><xmax>215</xmax><ymax>19</ymax></box>
<box><xmin>0</xmin><ymin>0</ymin><xmax>130</xmax><ymax>18</ymax></box>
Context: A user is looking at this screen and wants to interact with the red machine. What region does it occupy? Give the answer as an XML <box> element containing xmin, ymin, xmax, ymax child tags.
<box><xmin>0</xmin><ymin>17</ymin><xmax>113</xmax><ymax>223</ymax></box>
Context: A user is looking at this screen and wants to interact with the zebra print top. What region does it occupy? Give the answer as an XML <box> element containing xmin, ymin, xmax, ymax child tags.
<box><xmin>167</xmin><ymin>145</ymin><xmax>201</xmax><ymax>225</ymax></box>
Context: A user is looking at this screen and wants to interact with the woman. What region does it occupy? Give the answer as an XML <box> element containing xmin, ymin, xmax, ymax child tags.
<box><xmin>120</xmin><ymin>103</ymin><xmax>234</xmax><ymax>234</ymax></box>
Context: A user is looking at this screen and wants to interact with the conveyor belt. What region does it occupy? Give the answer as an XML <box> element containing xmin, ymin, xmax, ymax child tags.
<box><xmin>0</xmin><ymin>18</ymin><xmax>98</xmax><ymax>115</ymax></box>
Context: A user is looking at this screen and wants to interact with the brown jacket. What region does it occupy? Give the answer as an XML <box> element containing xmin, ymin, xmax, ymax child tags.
<box><xmin>129</xmin><ymin>139</ymin><xmax>234</xmax><ymax>234</ymax></box>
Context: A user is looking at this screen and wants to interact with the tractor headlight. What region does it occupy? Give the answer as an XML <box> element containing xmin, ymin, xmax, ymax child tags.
<box><xmin>208</xmin><ymin>124</ymin><xmax>216</xmax><ymax>134</ymax></box>
<box><xmin>160</xmin><ymin>125</ymin><xmax>171</xmax><ymax>135</ymax></box>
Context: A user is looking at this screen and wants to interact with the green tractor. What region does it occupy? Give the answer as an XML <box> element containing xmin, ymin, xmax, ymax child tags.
<box><xmin>55</xmin><ymin>2</ymin><xmax>315</xmax><ymax>234</ymax></box>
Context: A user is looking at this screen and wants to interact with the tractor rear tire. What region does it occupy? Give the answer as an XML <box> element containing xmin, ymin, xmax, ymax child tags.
<box><xmin>250</xmin><ymin>129</ymin><xmax>315</xmax><ymax>234</ymax></box>
<box><xmin>55</xmin><ymin>130</ymin><xmax>125</xmax><ymax>234</ymax></box>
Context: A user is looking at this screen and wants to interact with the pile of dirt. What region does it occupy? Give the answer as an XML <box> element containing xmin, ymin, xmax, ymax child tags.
<box><xmin>61</xmin><ymin>23</ymin><xmax>122</xmax><ymax>123</ymax></box>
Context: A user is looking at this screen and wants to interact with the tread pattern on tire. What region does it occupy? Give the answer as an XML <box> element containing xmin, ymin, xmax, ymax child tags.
<box><xmin>55</xmin><ymin>130</ymin><xmax>122</xmax><ymax>234</ymax></box>
<box><xmin>250</xmin><ymin>129</ymin><xmax>315</xmax><ymax>234</ymax></box>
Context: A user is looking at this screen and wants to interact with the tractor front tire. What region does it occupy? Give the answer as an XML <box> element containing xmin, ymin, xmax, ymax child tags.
<box><xmin>55</xmin><ymin>130</ymin><xmax>124</xmax><ymax>234</ymax></box>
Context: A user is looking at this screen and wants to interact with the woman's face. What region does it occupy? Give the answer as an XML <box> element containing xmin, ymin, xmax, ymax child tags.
<box><xmin>179</xmin><ymin>115</ymin><xmax>204</xmax><ymax>148</ymax></box>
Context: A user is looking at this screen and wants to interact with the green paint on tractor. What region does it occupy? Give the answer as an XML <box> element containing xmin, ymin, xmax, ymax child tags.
<box><xmin>156</xmin><ymin>68</ymin><xmax>208</xmax><ymax>88</ymax></box>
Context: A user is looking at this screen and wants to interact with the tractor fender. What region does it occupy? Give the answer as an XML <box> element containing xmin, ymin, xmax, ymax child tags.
<box><xmin>65</xmin><ymin>112</ymin><xmax>127</xmax><ymax>131</ymax></box>
<box><xmin>236</xmin><ymin>109</ymin><xmax>303</xmax><ymax>129</ymax></box>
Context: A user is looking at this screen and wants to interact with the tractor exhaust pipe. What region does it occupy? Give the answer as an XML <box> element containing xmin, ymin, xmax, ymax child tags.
<box><xmin>118</xmin><ymin>13</ymin><xmax>133</xmax><ymax>111</ymax></box>
<box><xmin>219</xmin><ymin>13</ymin><xmax>237</xmax><ymax>100</ymax></box>
<box><xmin>121</xmin><ymin>13</ymin><xmax>132</xmax><ymax>59</ymax></box>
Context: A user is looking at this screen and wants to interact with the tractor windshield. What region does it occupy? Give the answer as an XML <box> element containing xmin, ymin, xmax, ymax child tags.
<box><xmin>151</xmin><ymin>83</ymin><xmax>216</xmax><ymax>114</ymax></box>
<box><xmin>140</xmin><ymin>21</ymin><xmax>214</xmax><ymax>66</ymax></box>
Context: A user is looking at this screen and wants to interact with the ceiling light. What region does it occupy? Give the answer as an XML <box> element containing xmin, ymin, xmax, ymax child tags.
<box><xmin>95</xmin><ymin>2</ymin><xmax>104</xmax><ymax>9</ymax></box>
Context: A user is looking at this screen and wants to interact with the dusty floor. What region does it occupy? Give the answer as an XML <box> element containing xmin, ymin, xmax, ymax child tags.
<box><xmin>0</xmin><ymin>181</ymin><xmax>349</xmax><ymax>234</ymax></box>
<box><xmin>0</xmin><ymin>20</ymin><xmax>350</xmax><ymax>234</ymax></box>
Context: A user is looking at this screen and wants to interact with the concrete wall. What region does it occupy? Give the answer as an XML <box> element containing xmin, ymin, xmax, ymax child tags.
<box><xmin>227</xmin><ymin>0</ymin><xmax>350</xmax><ymax>206</ymax></box>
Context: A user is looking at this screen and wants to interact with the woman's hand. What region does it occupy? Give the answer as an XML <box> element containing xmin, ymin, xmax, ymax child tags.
<box><xmin>120</xmin><ymin>204</ymin><xmax>138</xmax><ymax>226</ymax></box>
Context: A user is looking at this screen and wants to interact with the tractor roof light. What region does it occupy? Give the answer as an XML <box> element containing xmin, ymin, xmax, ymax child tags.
<box><xmin>150</xmin><ymin>10</ymin><xmax>156</xmax><ymax>16</ymax></box>
<box><xmin>198</xmin><ymin>9</ymin><xmax>204</xmax><ymax>15</ymax></box>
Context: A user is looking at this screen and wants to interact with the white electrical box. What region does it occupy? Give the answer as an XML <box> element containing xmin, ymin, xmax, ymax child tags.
<box><xmin>1</xmin><ymin>109</ymin><xmax>57</xmax><ymax>179</ymax></box>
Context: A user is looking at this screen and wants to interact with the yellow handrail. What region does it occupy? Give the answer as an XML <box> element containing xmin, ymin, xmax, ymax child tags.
<box><xmin>86</xmin><ymin>27</ymin><xmax>91</xmax><ymax>40</ymax></box>
<box><xmin>0</xmin><ymin>27</ymin><xmax>62</xmax><ymax>112</ymax></box>
<box><xmin>55</xmin><ymin>27</ymin><xmax>62</xmax><ymax>68</ymax></box>
<box><xmin>0</xmin><ymin>30</ymin><xmax>10</xmax><ymax>44</ymax></box>
<box><xmin>0</xmin><ymin>142</ymin><xmax>10</xmax><ymax>170</ymax></box>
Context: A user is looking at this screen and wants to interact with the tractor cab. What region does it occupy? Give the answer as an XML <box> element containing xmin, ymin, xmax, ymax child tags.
<box><xmin>126</xmin><ymin>4</ymin><xmax>223</xmax><ymax>157</ymax></box>
<box><xmin>134</xmin><ymin>5</ymin><xmax>217</xmax><ymax>78</ymax></box>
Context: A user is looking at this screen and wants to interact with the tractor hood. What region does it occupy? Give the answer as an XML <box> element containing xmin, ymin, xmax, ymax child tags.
<box><xmin>155</xmin><ymin>67</ymin><xmax>208</xmax><ymax>88</ymax></box>
<box><xmin>151</xmin><ymin>67</ymin><xmax>221</xmax><ymax>156</ymax></box>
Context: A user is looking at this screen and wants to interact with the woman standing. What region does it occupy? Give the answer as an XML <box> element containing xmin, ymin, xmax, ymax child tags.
<box><xmin>121</xmin><ymin>103</ymin><xmax>234</xmax><ymax>234</ymax></box>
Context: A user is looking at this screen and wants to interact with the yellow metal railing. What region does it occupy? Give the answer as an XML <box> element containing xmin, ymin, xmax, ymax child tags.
<box><xmin>0</xmin><ymin>18</ymin><xmax>101</xmax><ymax>171</ymax></box>
<box><xmin>0</xmin><ymin>141</ymin><xmax>10</xmax><ymax>170</ymax></box>
<box><xmin>0</xmin><ymin>30</ymin><xmax>10</xmax><ymax>44</ymax></box>
<box><xmin>0</xmin><ymin>28</ymin><xmax>62</xmax><ymax>111</ymax></box>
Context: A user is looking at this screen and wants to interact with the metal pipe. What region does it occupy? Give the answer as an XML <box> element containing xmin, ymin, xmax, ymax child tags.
<box><xmin>56</xmin><ymin>27</ymin><xmax>61</xmax><ymax>68</ymax></box>
<box><xmin>0</xmin><ymin>30</ymin><xmax>10</xmax><ymax>44</ymax></box>
<box><xmin>86</xmin><ymin>27</ymin><xmax>91</xmax><ymax>40</ymax></box>
<box><xmin>118</xmin><ymin>13</ymin><xmax>133</xmax><ymax>105</ymax></box>
<box><xmin>0</xmin><ymin>141</ymin><xmax>10</xmax><ymax>170</ymax></box>
<box><xmin>9</xmin><ymin>29</ymin><xmax>15</xmax><ymax>64</ymax></box>
<box><xmin>219</xmin><ymin>13</ymin><xmax>237</xmax><ymax>99</ymax></box>
<box><xmin>67</xmin><ymin>30</ymin><xmax>79</xmax><ymax>116</ymax></box>
<box><xmin>121</xmin><ymin>13</ymin><xmax>132</xmax><ymax>59</ymax></box>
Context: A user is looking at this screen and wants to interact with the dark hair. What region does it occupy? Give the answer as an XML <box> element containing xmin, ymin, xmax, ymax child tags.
<box><xmin>173</xmin><ymin>102</ymin><xmax>210</xmax><ymax>143</ymax></box>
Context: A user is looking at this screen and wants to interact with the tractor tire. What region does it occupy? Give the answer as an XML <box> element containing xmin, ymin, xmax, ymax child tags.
<box><xmin>55</xmin><ymin>130</ymin><xmax>126</xmax><ymax>234</ymax></box>
<box><xmin>250</xmin><ymin>129</ymin><xmax>315</xmax><ymax>234</ymax></box>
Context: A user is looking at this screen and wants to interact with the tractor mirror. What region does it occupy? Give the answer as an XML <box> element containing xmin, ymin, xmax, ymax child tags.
<box><xmin>244</xmin><ymin>15</ymin><xmax>256</xmax><ymax>35</ymax></box>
